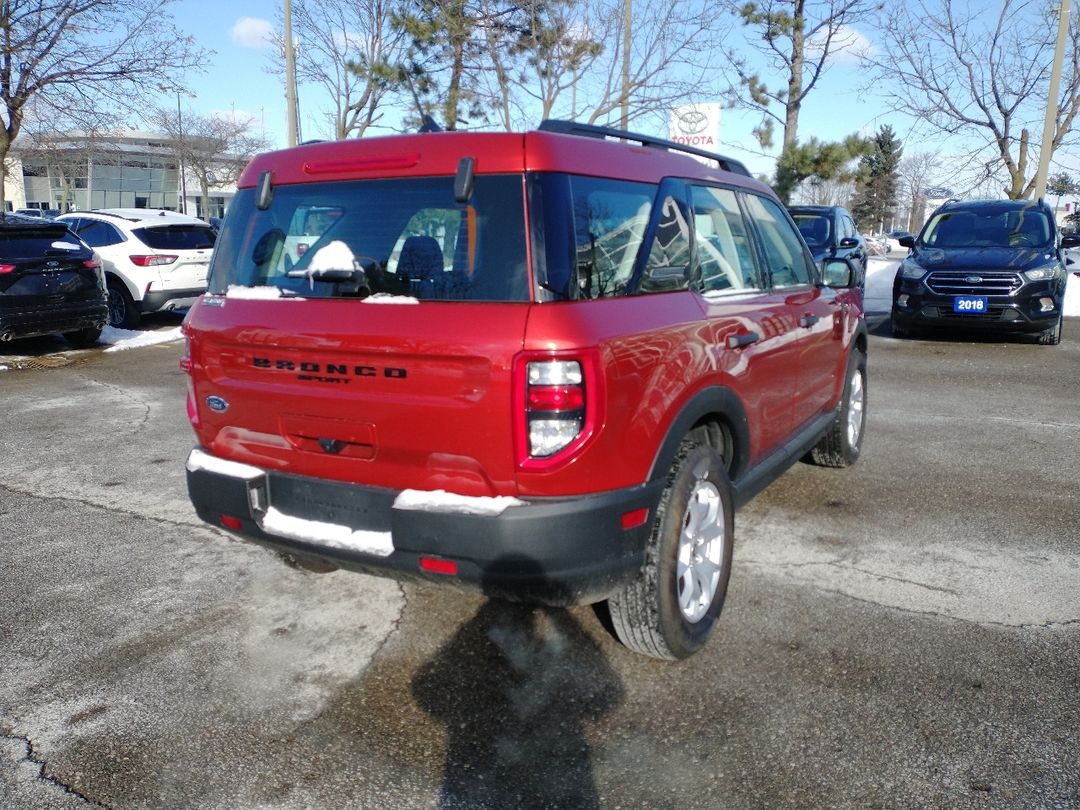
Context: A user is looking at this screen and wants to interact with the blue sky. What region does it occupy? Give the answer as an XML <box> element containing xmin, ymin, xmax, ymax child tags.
<box><xmin>170</xmin><ymin>0</ymin><xmax>1075</xmax><ymax>187</ymax></box>
<box><xmin>171</xmin><ymin>0</ymin><xmax>910</xmax><ymax>179</ymax></box>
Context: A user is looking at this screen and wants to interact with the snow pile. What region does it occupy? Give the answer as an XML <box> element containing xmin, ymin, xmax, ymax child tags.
<box><xmin>186</xmin><ymin>448</ymin><xmax>264</xmax><ymax>480</ymax></box>
<box><xmin>394</xmin><ymin>488</ymin><xmax>525</xmax><ymax>515</ymax></box>
<box><xmin>226</xmin><ymin>285</ymin><xmax>305</xmax><ymax>300</ymax></box>
<box><xmin>363</xmin><ymin>293</ymin><xmax>420</xmax><ymax>304</ymax></box>
<box><xmin>261</xmin><ymin>507</ymin><xmax>394</xmax><ymax>557</ymax></box>
<box><xmin>0</xmin><ymin>365</ymin><xmax>8</xmax><ymax>372</ymax></box>
<box><xmin>308</xmin><ymin>240</ymin><xmax>356</xmax><ymax>272</ymax></box>
<box><xmin>101</xmin><ymin>325</ymin><xmax>183</xmax><ymax>352</ymax></box>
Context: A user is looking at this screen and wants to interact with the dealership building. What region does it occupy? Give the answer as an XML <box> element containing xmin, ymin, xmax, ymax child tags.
<box><xmin>3</xmin><ymin>131</ymin><xmax>235</xmax><ymax>219</ymax></box>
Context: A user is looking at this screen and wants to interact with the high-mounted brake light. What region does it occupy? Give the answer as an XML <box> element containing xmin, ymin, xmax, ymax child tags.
<box><xmin>129</xmin><ymin>254</ymin><xmax>177</xmax><ymax>267</ymax></box>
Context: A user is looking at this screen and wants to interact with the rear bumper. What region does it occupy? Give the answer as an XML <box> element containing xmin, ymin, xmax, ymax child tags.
<box><xmin>186</xmin><ymin>448</ymin><xmax>662</xmax><ymax>606</ymax></box>
<box><xmin>0</xmin><ymin>300</ymin><xmax>108</xmax><ymax>341</ymax></box>
<box><xmin>140</xmin><ymin>287</ymin><xmax>204</xmax><ymax>313</ymax></box>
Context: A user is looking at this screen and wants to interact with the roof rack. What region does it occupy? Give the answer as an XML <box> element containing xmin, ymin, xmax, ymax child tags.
<box><xmin>538</xmin><ymin>119</ymin><xmax>752</xmax><ymax>178</ymax></box>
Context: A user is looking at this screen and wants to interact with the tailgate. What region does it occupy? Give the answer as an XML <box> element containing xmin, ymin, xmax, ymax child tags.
<box><xmin>186</xmin><ymin>297</ymin><xmax>529</xmax><ymax>497</ymax></box>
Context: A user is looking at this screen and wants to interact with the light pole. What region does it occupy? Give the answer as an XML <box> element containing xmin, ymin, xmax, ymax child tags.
<box><xmin>160</xmin><ymin>84</ymin><xmax>190</xmax><ymax>214</ymax></box>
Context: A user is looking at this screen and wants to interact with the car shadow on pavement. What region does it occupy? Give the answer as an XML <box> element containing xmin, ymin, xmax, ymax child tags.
<box><xmin>411</xmin><ymin>559</ymin><xmax>625</xmax><ymax>810</ymax></box>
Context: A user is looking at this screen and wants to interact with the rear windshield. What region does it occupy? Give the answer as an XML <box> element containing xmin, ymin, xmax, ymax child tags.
<box><xmin>790</xmin><ymin>213</ymin><xmax>831</xmax><ymax>248</ymax></box>
<box><xmin>133</xmin><ymin>225</ymin><xmax>216</xmax><ymax>251</ymax></box>
<box><xmin>922</xmin><ymin>206</ymin><xmax>1052</xmax><ymax>248</ymax></box>
<box><xmin>208</xmin><ymin>175</ymin><xmax>529</xmax><ymax>302</ymax></box>
<box><xmin>0</xmin><ymin>227</ymin><xmax>89</xmax><ymax>260</ymax></box>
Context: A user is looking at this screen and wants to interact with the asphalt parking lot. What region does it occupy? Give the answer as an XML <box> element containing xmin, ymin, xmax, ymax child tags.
<box><xmin>1</xmin><ymin>314</ymin><xmax>1078</xmax><ymax>809</ymax></box>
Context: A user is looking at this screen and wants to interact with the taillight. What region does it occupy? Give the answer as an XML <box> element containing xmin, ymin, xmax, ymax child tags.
<box><xmin>514</xmin><ymin>353</ymin><xmax>600</xmax><ymax>469</ymax></box>
<box><xmin>526</xmin><ymin>360</ymin><xmax>585</xmax><ymax>457</ymax></box>
<box><xmin>129</xmin><ymin>254</ymin><xmax>177</xmax><ymax>267</ymax></box>
<box><xmin>82</xmin><ymin>259</ymin><xmax>100</xmax><ymax>270</ymax></box>
<box><xmin>0</xmin><ymin>264</ymin><xmax>14</xmax><ymax>274</ymax></box>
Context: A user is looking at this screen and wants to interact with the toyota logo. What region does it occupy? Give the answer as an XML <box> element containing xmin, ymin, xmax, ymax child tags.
<box><xmin>675</xmin><ymin>108</ymin><xmax>708</xmax><ymax>136</ymax></box>
<box><xmin>964</xmin><ymin>275</ymin><xmax>983</xmax><ymax>284</ymax></box>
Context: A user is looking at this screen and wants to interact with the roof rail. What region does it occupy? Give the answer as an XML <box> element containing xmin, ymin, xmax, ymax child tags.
<box><xmin>538</xmin><ymin>119</ymin><xmax>752</xmax><ymax>178</ymax></box>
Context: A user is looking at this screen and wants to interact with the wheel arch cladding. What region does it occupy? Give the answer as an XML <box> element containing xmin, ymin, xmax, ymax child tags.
<box><xmin>647</xmin><ymin>386</ymin><xmax>750</xmax><ymax>485</ymax></box>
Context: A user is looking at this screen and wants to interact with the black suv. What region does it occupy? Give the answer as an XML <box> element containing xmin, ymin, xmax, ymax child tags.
<box><xmin>787</xmin><ymin>205</ymin><xmax>868</xmax><ymax>283</ymax></box>
<box><xmin>0</xmin><ymin>214</ymin><xmax>109</xmax><ymax>348</ymax></box>
<box><xmin>891</xmin><ymin>199</ymin><xmax>1074</xmax><ymax>345</ymax></box>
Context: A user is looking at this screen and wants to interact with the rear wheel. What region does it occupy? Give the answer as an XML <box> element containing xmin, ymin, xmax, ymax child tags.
<box><xmin>1038</xmin><ymin>314</ymin><xmax>1063</xmax><ymax>346</ymax></box>
<box><xmin>63</xmin><ymin>326</ymin><xmax>102</xmax><ymax>348</ymax></box>
<box><xmin>809</xmin><ymin>351</ymin><xmax>867</xmax><ymax>468</ymax></box>
<box><xmin>107</xmin><ymin>279</ymin><xmax>140</xmax><ymax>329</ymax></box>
<box><xmin>608</xmin><ymin>435</ymin><xmax>734</xmax><ymax>660</ymax></box>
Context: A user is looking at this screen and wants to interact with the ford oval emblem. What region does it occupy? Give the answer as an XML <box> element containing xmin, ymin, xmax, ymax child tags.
<box><xmin>965</xmin><ymin>275</ymin><xmax>983</xmax><ymax>284</ymax></box>
<box><xmin>206</xmin><ymin>395</ymin><xmax>229</xmax><ymax>413</ymax></box>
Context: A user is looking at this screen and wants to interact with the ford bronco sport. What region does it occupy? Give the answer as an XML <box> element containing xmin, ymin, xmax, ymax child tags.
<box><xmin>183</xmin><ymin>121</ymin><xmax>868</xmax><ymax>660</ymax></box>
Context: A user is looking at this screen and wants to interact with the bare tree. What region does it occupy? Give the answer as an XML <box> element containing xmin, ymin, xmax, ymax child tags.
<box><xmin>148</xmin><ymin>108</ymin><xmax>271</xmax><ymax>220</ymax></box>
<box><xmin>874</xmin><ymin>0</ymin><xmax>1080</xmax><ymax>199</ymax></box>
<box><xmin>16</xmin><ymin>110</ymin><xmax>121</xmax><ymax>212</ymax></box>
<box><xmin>567</xmin><ymin>0</ymin><xmax>728</xmax><ymax>127</ymax></box>
<box><xmin>721</xmin><ymin>0</ymin><xmax>882</xmax><ymax>151</ymax></box>
<box><xmin>897</xmin><ymin>150</ymin><xmax>941</xmax><ymax>231</ymax></box>
<box><xmin>0</xmin><ymin>0</ymin><xmax>208</xmax><ymax>208</ymax></box>
<box><xmin>272</xmin><ymin>0</ymin><xmax>408</xmax><ymax>140</ymax></box>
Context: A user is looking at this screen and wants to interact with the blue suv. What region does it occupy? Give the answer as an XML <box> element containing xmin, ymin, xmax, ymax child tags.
<box><xmin>891</xmin><ymin>199</ymin><xmax>1077</xmax><ymax>345</ymax></box>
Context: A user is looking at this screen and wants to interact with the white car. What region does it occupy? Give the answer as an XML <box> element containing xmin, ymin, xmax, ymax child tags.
<box><xmin>57</xmin><ymin>209</ymin><xmax>215</xmax><ymax>328</ymax></box>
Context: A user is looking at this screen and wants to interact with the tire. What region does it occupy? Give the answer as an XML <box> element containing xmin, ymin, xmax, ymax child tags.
<box><xmin>608</xmin><ymin>437</ymin><xmax>734</xmax><ymax>660</ymax></box>
<box><xmin>809</xmin><ymin>351</ymin><xmax>867</xmax><ymax>468</ymax></box>
<box><xmin>1038</xmin><ymin>314</ymin><xmax>1062</xmax><ymax>346</ymax></box>
<box><xmin>107</xmin><ymin>279</ymin><xmax>140</xmax><ymax>329</ymax></box>
<box><xmin>63</xmin><ymin>326</ymin><xmax>102</xmax><ymax>348</ymax></box>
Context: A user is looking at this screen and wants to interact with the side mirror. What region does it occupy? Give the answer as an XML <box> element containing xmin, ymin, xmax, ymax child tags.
<box><xmin>821</xmin><ymin>257</ymin><xmax>857</xmax><ymax>289</ymax></box>
<box><xmin>638</xmin><ymin>264</ymin><xmax>690</xmax><ymax>293</ymax></box>
<box><xmin>1059</xmin><ymin>233</ymin><xmax>1080</xmax><ymax>249</ymax></box>
<box><xmin>838</xmin><ymin>236</ymin><xmax>859</xmax><ymax>248</ymax></box>
<box><xmin>899</xmin><ymin>235</ymin><xmax>915</xmax><ymax>248</ymax></box>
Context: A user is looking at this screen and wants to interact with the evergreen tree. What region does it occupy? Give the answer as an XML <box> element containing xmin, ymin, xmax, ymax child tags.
<box><xmin>773</xmin><ymin>134</ymin><xmax>870</xmax><ymax>204</ymax></box>
<box><xmin>850</xmin><ymin>126</ymin><xmax>903</xmax><ymax>231</ymax></box>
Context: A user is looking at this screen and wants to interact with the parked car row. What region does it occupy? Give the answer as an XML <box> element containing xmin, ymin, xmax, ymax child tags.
<box><xmin>0</xmin><ymin>208</ymin><xmax>215</xmax><ymax>348</ymax></box>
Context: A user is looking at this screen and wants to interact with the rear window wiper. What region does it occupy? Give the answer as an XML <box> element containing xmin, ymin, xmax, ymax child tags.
<box><xmin>285</xmin><ymin>266</ymin><xmax>365</xmax><ymax>283</ymax></box>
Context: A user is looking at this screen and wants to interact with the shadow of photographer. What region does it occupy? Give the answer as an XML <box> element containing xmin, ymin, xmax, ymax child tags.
<box><xmin>411</xmin><ymin>556</ymin><xmax>624</xmax><ymax>809</ymax></box>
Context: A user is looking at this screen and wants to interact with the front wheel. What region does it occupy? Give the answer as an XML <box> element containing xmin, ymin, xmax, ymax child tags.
<box><xmin>1038</xmin><ymin>314</ymin><xmax>1062</xmax><ymax>346</ymax></box>
<box><xmin>608</xmin><ymin>437</ymin><xmax>734</xmax><ymax>660</ymax></box>
<box><xmin>809</xmin><ymin>351</ymin><xmax>867</xmax><ymax>468</ymax></box>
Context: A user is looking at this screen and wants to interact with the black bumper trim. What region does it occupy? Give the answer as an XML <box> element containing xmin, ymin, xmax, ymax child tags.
<box><xmin>186</xmin><ymin>453</ymin><xmax>664</xmax><ymax>606</ymax></box>
<box><xmin>0</xmin><ymin>301</ymin><xmax>109</xmax><ymax>340</ymax></box>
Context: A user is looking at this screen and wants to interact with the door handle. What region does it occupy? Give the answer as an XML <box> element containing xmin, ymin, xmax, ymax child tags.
<box><xmin>799</xmin><ymin>314</ymin><xmax>819</xmax><ymax>328</ymax></box>
<box><xmin>726</xmin><ymin>331</ymin><xmax>761</xmax><ymax>349</ymax></box>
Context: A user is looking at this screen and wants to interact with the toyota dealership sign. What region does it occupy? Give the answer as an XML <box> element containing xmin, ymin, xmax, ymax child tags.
<box><xmin>668</xmin><ymin>103</ymin><xmax>721</xmax><ymax>148</ymax></box>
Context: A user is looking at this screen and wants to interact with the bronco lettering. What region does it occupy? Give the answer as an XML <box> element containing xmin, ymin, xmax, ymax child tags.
<box><xmin>252</xmin><ymin>356</ymin><xmax>407</xmax><ymax>379</ymax></box>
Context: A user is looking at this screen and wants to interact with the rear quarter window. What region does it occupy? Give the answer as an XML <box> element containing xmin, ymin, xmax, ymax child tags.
<box><xmin>133</xmin><ymin>225</ymin><xmax>216</xmax><ymax>251</ymax></box>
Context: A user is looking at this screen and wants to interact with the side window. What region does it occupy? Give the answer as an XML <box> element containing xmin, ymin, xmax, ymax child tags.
<box><xmin>743</xmin><ymin>194</ymin><xmax>813</xmax><ymax>288</ymax></box>
<box><xmin>76</xmin><ymin>220</ymin><xmax>125</xmax><ymax>248</ymax></box>
<box><xmin>569</xmin><ymin>177</ymin><xmax>655</xmax><ymax>299</ymax></box>
<box><xmin>842</xmin><ymin>215</ymin><xmax>857</xmax><ymax>240</ymax></box>
<box><xmin>691</xmin><ymin>186</ymin><xmax>761</xmax><ymax>294</ymax></box>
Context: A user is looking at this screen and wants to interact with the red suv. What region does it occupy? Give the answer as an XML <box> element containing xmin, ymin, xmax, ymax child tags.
<box><xmin>182</xmin><ymin>121</ymin><xmax>868</xmax><ymax>659</ymax></box>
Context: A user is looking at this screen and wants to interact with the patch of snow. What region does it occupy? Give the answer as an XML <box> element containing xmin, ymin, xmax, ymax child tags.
<box><xmin>50</xmin><ymin>240</ymin><xmax>80</xmax><ymax>250</ymax></box>
<box><xmin>0</xmin><ymin>365</ymin><xmax>8</xmax><ymax>372</ymax></box>
<box><xmin>186</xmin><ymin>448</ymin><xmax>265</xmax><ymax>480</ymax></box>
<box><xmin>1065</xmin><ymin>269</ymin><xmax>1080</xmax><ymax>317</ymax></box>
<box><xmin>308</xmin><ymin>240</ymin><xmax>356</xmax><ymax>272</ymax></box>
<box><xmin>363</xmin><ymin>293</ymin><xmax>420</xmax><ymax>304</ymax></box>
<box><xmin>864</xmin><ymin>256</ymin><xmax>899</xmax><ymax>315</ymax></box>
<box><xmin>394</xmin><ymin>488</ymin><xmax>525</xmax><ymax>516</ymax></box>
<box><xmin>261</xmin><ymin>507</ymin><xmax>394</xmax><ymax>557</ymax></box>
<box><xmin>226</xmin><ymin>285</ymin><xmax>304</xmax><ymax>300</ymax></box>
<box><xmin>101</xmin><ymin>325</ymin><xmax>183</xmax><ymax>352</ymax></box>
